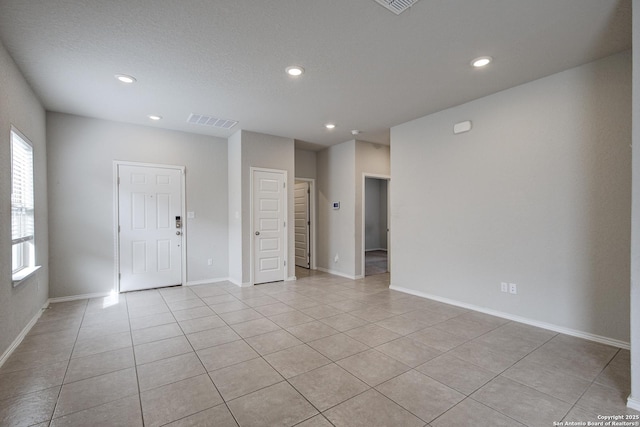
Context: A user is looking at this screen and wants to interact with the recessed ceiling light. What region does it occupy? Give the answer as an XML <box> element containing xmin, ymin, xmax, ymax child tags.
<box><xmin>115</xmin><ymin>74</ymin><xmax>137</xmax><ymax>84</ymax></box>
<box><xmin>286</xmin><ymin>66</ymin><xmax>305</xmax><ymax>76</ymax></box>
<box><xmin>325</xmin><ymin>123</ymin><xmax>336</xmax><ymax>129</ymax></box>
<box><xmin>148</xmin><ymin>115</ymin><xmax>162</xmax><ymax>121</ymax></box>
<box><xmin>471</xmin><ymin>56</ymin><xmax>492</xmax><ymax>68</ymax></box>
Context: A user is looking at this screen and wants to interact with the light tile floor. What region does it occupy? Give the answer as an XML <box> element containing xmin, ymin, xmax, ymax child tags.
<box><xmin>0</xmin><ymin>269</ymin><xmax>637</xmax><ymax>426</ymax></box>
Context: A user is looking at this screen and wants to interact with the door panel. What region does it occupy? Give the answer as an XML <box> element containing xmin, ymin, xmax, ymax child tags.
<box><xmin>157</xmin><ymin>240</ymin><xmax>171</xmax><ymax>271</ymax></box>
<box><xmin>294</xmin><ymin>182</ymin><xmax>310</xmax><ymax>268</ymax></box>
<box><xmin>119</xmin><ymin>164</ymin><xmax>183</xmax><ymax>292</ymax></box>
<box><xmin>253</xmin><ymin>170</ymin><xmax>286</xmax><ymax>284</ymax></box>
<box><xmin>132</xmin><ymin>241</ymin><xmax>147</xmax><ymax>274</ymax></box>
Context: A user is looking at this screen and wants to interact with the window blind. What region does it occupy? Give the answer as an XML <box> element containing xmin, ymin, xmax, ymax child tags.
<box><xmin>11</xmin><ymin>130</ymin><xmax>34</xmax><ymax>245</ymax></box>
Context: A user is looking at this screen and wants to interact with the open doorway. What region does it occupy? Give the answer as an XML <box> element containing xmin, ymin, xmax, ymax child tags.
<box><xmin>294</xmin><ymin>178</ymin><xmax>316</xmax><ymax>276</ymax></box>
<box><xmin>363</xmin><ymin>176</ymin><xmax>390</xmax><ymax>276</ymax></box>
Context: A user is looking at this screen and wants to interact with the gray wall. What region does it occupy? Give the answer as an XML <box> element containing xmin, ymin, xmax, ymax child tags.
<box><xmin>391</xmin><ymin>51</ymin><xmax>631</xmax><ymax>343</ymax></box>
<box><xmin>295</xmin><ymin>148</ymin><xmax>317</xmax><ymax>179</ymax></box>
<box><xmin>630</xmin><ymin>0</ymin><xmax>640</xmax><ymax>407</ymax></box>
<box><xmin>47</xmin><ymin>113</ymin><xmax>229</xmax><ymax>297</ymax></box>
<box><xmin>228</xmin><ymin>131</ymin><xmax>242</xmax><ymax>284</ymax></box>
<box><xmin>355</xmin><ymin>141</ymin><xmax>390</xmax><ymax>277</ymax></box>
<box><xmin>365</xmin><ymin>178</ymin><xmax>388</xmax><ymax>251</ymax></box>
<box><xmin>317</xmin><ymin>141</ymin><xmax>356</xmax><ymax>277</ymax></box>
<box><xmin>0</xmin><ymin>41</ymin><xmax>49</xmax><ymax>358</ymax></box>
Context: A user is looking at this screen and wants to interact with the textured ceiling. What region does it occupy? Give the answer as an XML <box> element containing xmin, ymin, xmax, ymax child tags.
<box><xmin>0</xmin><ymin>0</ymin><xmax>631</xmax><ymax>150</ymax></box>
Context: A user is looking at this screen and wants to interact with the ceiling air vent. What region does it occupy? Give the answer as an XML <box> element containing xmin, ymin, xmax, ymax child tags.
<box><xmin>187</xmin><ymin>113</ymin><xmax>238</xmax><ymax>129</ymax></box>
<box><xmin>374</xmin><ymin>0</ymin><xmax>419</xmax><ymax>15</ymax></box>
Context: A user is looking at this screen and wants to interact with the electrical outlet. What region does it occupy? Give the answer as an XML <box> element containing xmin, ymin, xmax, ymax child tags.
<box><xmin>500</xmin><ymin>282</ymin><xmax>508</xmax><ymax>293</ymax></box>
<box><xmin>207</xmin><ymin>259</ymin><xmax>213</xmax><ymax>266</ymax></box>
<box><xmin>509</xmin><ymin>283</ymin><xmax>517</xmax><ymax>294</ymax></box>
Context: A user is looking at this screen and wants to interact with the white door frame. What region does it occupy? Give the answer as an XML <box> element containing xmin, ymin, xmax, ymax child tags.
<box><xmin>113</xmin><ymin>160</ymin><xmax>187</xmax><ymax>292</ymax></box>
<box><xmin>250</xmin><ymin>167</ymin><xmax>288</xmax><ymax>285</ymax></box>
<box><xmin>294</xmin><ymin>177</ymin><xmax>317</xmax><ymax>270</ymax></box>
<box><xmin>361</xmin><ymin>173</ymin><xmax>391</xmax><ymax>277</ymax></box>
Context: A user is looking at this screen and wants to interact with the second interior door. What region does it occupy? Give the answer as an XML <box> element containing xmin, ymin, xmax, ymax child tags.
<box><xmin>253</xmin><ymin>169</ymin><xmax>286</xmax><ymax>284</ymax></box>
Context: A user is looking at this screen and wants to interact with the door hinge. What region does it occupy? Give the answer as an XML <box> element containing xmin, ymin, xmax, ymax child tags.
<box><xmin>118</xmin><ymin>273</ymin><xmax>121</xmax><ymax>280</ymax></box>
<box><xmin>284</xmin><ymin>221</ymin><xmax>286</xmax><ymax>227</ymax></box>
<box><xmin>307</xmin><ymin>221</ymin><xmax>310</xmax><ymax>226</ymax></box>
<box><xmin>283</xmin><ymin>182</ymin><xmax>286</xmax><ymax>188</ymax></box>
<box><xmin>117</xmin><ymin>177</ymin><xmax>120</xmax><ymax>185</ymax></box>
<box><xmin>284</xmin><ymin>260</ymin><xmax>286</xmax><ymax>266</ymax></box>
<box><xmin>118</xmin><ymin>225</ymin><xmax>120</xmax><ymax>232</ymax></box>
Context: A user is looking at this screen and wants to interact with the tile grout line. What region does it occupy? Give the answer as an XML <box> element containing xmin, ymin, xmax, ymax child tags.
<box><xmin>42</xmin><ymin>299</ymin><xmax>141</xmax><ymax>424</ymax></box>
<box><xmin>560</xmin><ymin>347</ymin><xmax>623</xmax><ymax>423</ymax></box>
<box><xmin>128</xmin><ymin>291</ymin><xmax>149</xmax><ymax>427</ymax></box>
<box><xmin>185</xmin><ymin>289</ymin><xmax>245</xmax><ymax>427</ymax></box>
<box><xmin>50</xmin><ymin>297</ymin><xmax>140</xmax><ymax>424</ymax></box>
<box><xmin>48</xmin><ymin>298</ymin><xmax>90</xmax><ymax>425</ymax></box>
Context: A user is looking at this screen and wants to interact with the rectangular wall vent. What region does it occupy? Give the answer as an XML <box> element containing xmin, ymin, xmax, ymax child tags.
<box><xmin>374</xmin><ymin>0</ymin><xmax>419</xmax><ymax>15</ymax></box>
<box><xmin>187</xmin><ymin>113</ymin><xmax>238</xmax><ymax>129</ymax></box>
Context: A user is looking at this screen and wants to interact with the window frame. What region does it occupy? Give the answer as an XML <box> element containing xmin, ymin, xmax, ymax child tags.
<box><xmin>10</xmin><ymin>126</ymin><xmax>37</xmax><ymax>284</ymax></box>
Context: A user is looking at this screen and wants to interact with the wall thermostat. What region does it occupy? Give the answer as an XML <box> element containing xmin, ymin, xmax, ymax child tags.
<box><xmin>333</xmin><ymin>202</ymin><xmax>340</xmax><ymax>210</ymax></box>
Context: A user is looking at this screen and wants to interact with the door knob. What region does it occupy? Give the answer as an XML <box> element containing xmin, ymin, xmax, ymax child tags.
<box><xmin>255</xmin><ymin>231</ymin><xmax>260</xmax><ymax>236</ymax></box>
<box><xmin>176</xmin><ymin>231</ymin><xmax>181</xmax><ymax>235</ymax></box>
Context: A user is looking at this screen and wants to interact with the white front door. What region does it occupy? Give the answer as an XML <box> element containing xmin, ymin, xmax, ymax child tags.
<box><xmin>294</xmin><ymin>181</ymin><xmax>310</xmax><ymax>268</ymax></box>
<box><xmin>253</xmin><ymin>169</ymin><xmax>286</xmax><ymax>284</ymax></box>
<box><xmin>118</xmin><ymin>164</ymin><xmax>183</xmax><ymax>292</ymax></box>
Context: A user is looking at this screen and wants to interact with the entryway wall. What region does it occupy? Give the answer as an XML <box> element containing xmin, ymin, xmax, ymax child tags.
<box><xmin>46</xmin><ymin>113</ymin><xmax>229</xmax><ymax>298</ymax></box>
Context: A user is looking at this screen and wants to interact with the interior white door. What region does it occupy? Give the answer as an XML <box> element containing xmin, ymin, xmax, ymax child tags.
<box><xmin>118</xmin><ymin>164</ymin><xmax>183</xmax><ymax>292</ymax></box>
<box><xmin>294</xmin><ymin>181</ymin><xmax>310</xmax><ymax>268</ymax></box>
<box><xmin>253</xmin><ymin>170</ymin><xmax>286</xmax><ymax>284</ymax></box>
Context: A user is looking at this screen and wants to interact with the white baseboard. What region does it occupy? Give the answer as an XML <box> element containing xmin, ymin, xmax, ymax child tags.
<box><xmin>286</xmin><ymin>276</ymin><xmax>297</xmax><ymax>282</ymax></box>
<box><xmin>49</xmin><ymin>291</ymin><xmax>112</xmax><ymax>303</ymax></box>
<box><xmin>185</xmin><ymin>277</ymin><xmax>231</xmax><ymax>286</ymax></box>
<box><xmin>227</xmin><ymin>278</ymin><xmax>253</xmax><ymax>287</ymax></box>
<box><xmin>628</xmin><ymin>396</ymin><xmax>640</xmax><ymax>411</ymax></box>
<box><xmin>0</xmin><ymin>301</ymin><xmax>49</xmax><ymax>368</ymax></box>
<box><xmin>390</xmin><ymin>284</ymin><xmax>630</xmax><ymax>350</ymax></box>
<box><xmin>316</xmin><ymin>267</ymin><xmax>360</xmax><ymax>280</ymax></box>
<box><xmin>365</xmin><ymin>248</ymin><xmax>388</xmax><ymax>252</ymax></box>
